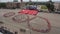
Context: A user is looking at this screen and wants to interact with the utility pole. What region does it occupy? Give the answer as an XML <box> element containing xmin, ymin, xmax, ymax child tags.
<box><xmin>20</xmin><ymin>0</ymin><xmax>23</xmax><ymax>9</ymax></box>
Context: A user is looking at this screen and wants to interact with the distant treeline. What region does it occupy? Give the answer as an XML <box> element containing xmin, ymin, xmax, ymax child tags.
<box><xmin>0</xmin><ymin>2</ymin><xmax>47</xmax><ymax>9</ymax></box>
<box><xmin>0</xmin><ymin>3</ymin><xmax>6</xmax><ymax>8</ymax></box>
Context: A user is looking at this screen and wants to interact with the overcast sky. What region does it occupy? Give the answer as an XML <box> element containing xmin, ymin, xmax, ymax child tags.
<box><xmin>0</xmin><ymin>0</ymin><xmax>60</xmax><ymax>2</ymax></box>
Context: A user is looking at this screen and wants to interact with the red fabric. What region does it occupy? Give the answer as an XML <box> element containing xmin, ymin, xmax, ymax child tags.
<box><xmin>28</xmin><ymin>10</ymin><xmax>38</xmax><ymax>15</ymax></box>
<box><xmin>18</xmin><ymin>10</ymin><xmax>38</xmax><ymax>15</ymax></box>
<box><xmin>20</xmin><ymin>10</ymin><xmax>29</xmax><ymax>14</ymax></box>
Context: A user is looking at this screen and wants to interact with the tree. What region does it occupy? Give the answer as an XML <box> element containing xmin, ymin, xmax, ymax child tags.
<box><xmin>46</xmin><ymin>0</ymin><xmax>55</xmax><ymax>13</ymax></box>
<box><xmin>13</xmin><ymin>0</ymin><xmax>18</xmax><ymax>2</ymax></box>
<box><xmin>0</xmin><ymin>3</ymin><xmax>6</xmax><ymax>8</ymax></box>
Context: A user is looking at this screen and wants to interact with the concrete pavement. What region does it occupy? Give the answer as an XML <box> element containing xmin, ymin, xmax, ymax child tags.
<box><xmin>0</xmin><ymin>9</ymin><xmax>60</xmax><ymax>34</ymax></box>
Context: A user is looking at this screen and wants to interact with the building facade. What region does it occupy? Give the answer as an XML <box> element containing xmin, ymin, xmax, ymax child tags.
<box><xmin>54</xmin><ymin>2</ymin><xmax>60</xmax><ymax>11</ymax></box>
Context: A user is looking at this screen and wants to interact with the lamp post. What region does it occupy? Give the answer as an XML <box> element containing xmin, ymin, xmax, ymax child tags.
<box><xmin>20</xmin><ymin>0</ymin><xmax>23</xmax><ymax>9</ymax></box>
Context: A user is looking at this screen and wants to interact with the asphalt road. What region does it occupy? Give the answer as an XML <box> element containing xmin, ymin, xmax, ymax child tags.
<box><xmin>0</xmin><ymin>9</ymin><xmax>60</xmax><ymax>34</ymax></box>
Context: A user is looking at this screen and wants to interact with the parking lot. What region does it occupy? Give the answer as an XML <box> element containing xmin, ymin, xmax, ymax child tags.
<box><xmin>0</xmin><ymin>9</ymin><xmax>60</xmax><ymax>34</ymax></box>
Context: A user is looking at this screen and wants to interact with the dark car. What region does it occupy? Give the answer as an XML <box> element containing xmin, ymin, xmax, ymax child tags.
<box><xmin>0</xmin><ymin>27</ymin><xmax>13</xmax><ymax>34</ymax></box>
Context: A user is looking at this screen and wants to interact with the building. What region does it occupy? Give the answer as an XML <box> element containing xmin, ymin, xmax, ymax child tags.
<box><xmin>54</xmin><ymin>2</ymin><xmax>60</xmax><ymax>11</ymax></box>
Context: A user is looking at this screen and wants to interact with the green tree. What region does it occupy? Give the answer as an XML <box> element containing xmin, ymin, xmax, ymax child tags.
<box><xmin>46</xmin><ymin>0</ymin><xmax>54</xmax><ymax>13</ymax></box>
<box><xmin>0</xmin><ymin>3</ymin><xmax>6</xmax><ymax>8</ymax></box>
